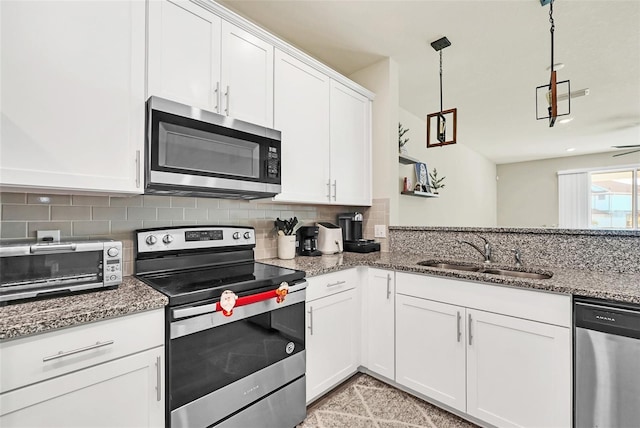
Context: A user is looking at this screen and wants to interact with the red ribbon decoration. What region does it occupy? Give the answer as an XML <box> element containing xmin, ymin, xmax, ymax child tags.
<box><xmin>216</xmin><ymin>283</ymin><xmax>289</xmax><ymax>317</ymax></box>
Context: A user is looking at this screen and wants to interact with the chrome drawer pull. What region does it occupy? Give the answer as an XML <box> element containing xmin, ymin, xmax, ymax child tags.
<box><xmin>326</xmin><ymin>280</ymin><xmax>346</xmax><ymax>288</ymax></box>
<box><xmin>43</xmin><ymin>340</ymin><xmax>114</xmax><ymax>362</ymax></box>
<box><xmin>156</xmin><ymin>355</ymin><xmax>162</xmax><ymax>402</ymax></box>
<box><xmin>468</xmin><ymin>314</ymin><xmax>473</xmax><ymax>346</ymax></box>
<box><xmin>307</xmin><ymin>306</ymin><xmax>314</xmax><ymax>336</ymax></box>
<box><xmin>457</xmin><ymin>311</ymin><xmax>462</xmax><ymax>342</ymax></box>
<box><xmin>386</xmin><ymin>274</ymin><xmax>392</xmax><ymax>300</ymax></box>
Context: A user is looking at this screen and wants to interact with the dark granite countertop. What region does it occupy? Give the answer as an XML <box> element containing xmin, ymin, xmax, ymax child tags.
<box><xmin>264</xmin><ymin>252</ymin><xmax>640</xmax><ymax>305</ymax></box>
<box><xmin>0</xmin><ymin>276</ymin><xmax>168</xmax><ymax>341</ymax></box>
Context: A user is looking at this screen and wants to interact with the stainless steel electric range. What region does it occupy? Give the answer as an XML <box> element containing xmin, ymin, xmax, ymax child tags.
<box><xmin>135</xmin><ymin>225</ymin><xmax>307</xmax><ymax>428</ymax></box>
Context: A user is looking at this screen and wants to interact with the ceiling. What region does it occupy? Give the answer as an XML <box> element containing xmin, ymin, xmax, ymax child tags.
<box><xmin>219</xmin><ymin>0</ymin><xmax>640</xmax><ymax>164</ymax></box>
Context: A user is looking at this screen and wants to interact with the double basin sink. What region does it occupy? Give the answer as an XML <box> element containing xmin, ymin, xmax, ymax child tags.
<box><xmin>418</xmin><ymin>261</ymin><xmax>553</xmax><ymax>280</ymax></box>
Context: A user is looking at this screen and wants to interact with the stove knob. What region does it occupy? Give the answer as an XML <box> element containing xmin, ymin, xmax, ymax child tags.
<box><xmin>233</xmin><ymin>232</ymin><xmax>240</xmax><ymax>240</ymax></box>
<box><xmin>146</xmin><ymin>235</ymin><xmax>157</xmax><ymax>245</ymax></box>
<box><xmin>107</xmin><ymin>247</ymin><xmax>119</xmax><ymax>257</ymax></box>
<box><xmin>243</xmin><ymin>231</ymin><xmax>251</xmax><ymax>239</ymax></box>
<box><xmin>162</xmin><ymin>234</ymin><xmax>174</xmax><ymax>244</ymax></box>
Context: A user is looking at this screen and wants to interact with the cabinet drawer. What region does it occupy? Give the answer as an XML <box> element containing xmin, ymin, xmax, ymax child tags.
<box><xmin>0</xmin><ymin>309</ymin><xmax>164</xmax><ymax>393</ymax></box>
<box><xmin>396</xmin><ymin>272</ymin><xmax>570</xmax><ymax>327</ymax></box>
<box><xmin>306</xmin><ymin>268</ymin><xmax>358</xmax><ymax>302</ymax></box>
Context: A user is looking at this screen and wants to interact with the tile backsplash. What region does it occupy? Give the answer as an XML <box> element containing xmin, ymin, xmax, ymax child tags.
<box><xmin>0</xmin><ymin>192</ymin><xmax>390</xmax><ymax>275</ymax></box>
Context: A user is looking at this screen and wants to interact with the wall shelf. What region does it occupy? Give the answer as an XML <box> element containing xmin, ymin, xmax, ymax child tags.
<box><xmin>399</xmin><ymin>153</ymin><xmax>420</xmax><ymax>165</ymax></box>
<box><xmin>401</xmin><ymin>190</ymin><xmax>439</xmax><ymax>198</ymax></box>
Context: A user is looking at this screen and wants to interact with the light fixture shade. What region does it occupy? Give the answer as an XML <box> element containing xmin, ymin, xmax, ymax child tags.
<box><xmin>536</xmin><ymin>78</ymin><xmax>571</xmax><ymax>126</ymax></box>
<box><xmin>427</xmin><ymin>108</ymin><xmax>457</xmax><ymax>147</ymax></box>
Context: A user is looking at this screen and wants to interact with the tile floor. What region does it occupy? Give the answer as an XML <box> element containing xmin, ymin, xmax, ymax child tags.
<box><xmin>298</xmin><ymin>373</ymin><xmax>479</xmax><ymax>428</ymax></box>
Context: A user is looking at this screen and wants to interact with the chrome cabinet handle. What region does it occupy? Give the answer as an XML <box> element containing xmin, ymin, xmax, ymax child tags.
<box><xmin>457</xmin><ymin>311</ymin><xmax>462</xmax><ymax>342</ymax></box>
<box><xmin>43</xmin><ymin>340</ymin><xmax>114</xmax><ymax>362</ymax></box>
<box><xmin>307</xmin><ymin>306</ymin><xmax>314</xmax><ymax>336</ymax></box>
<box><xmin>135</xmin><ymin>150</ymin><xmax>141</xmax><ymax>188</ymax></box>
<box><xmin>327</xmin><ymin>180</ymin><xmax>331</xmax><ymax>200</ymax></box>
<box><xmin>468</xmin><ymin>314</ymin><xmax>473</xmax><ymax>346</ymax></box>
<box><xmin>224</xmin><ymin>85</ymin><xmax>230</xmax><ymax>115</ymax></box>
<box><xmin>155</xmin><ymin>355</ymin><xmax>162</xmax><ymax>402</ymax></box>
<box><xmin>386</xmin><ymin>274</ymin><xmax>391</xmax><ymax>300</ymax></box>
<box><xmin>326</xmin><ymin>280</ymin><xmax>346</xmax><ymax>288</ymax></box>
<box><xmin>332</xmin><ymin>180</ymin><xmax>337</xmax><ymax>201</ymax></box>
<box><xmin>214</xmin><ymin>82</ymin><xmax>221</xmax><ymax>113</ymax></box>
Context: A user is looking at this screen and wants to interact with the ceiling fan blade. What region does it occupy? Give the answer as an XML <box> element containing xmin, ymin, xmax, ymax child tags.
<box><xmin>611</xmin><ymin>145</ymin><xmax>640</xmax><ymax>148</ymax></box>
<box><xmin>612</xmin><ymin>148</ymin><xmax>640</xmax><ymax>157</ymax></box>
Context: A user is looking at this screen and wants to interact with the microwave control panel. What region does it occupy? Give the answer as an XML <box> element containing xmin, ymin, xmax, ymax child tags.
<box><xmin>103</xmin><ymin>243</ymin><xmax>122</xmax><ymax>285</ymax></box>
<box><xmin>266</xmin><ymin>146</ymin><xmax>280</xmax><ymax>178</ymax></box>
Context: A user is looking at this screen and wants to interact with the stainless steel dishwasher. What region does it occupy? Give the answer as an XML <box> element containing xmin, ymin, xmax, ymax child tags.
<box><xmin>575</xmin><ymin>297</ymin><xmax>640</xmax><ymax>428</ymax></box>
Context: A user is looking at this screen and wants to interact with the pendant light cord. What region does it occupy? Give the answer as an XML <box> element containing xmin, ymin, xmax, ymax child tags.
<box><xmin>439</xmin><ymin>50</ymin><xmax>443</xmax><ymax>112</ymax></box>
<box><xmin>549</xmin><ymin>0</ymin><xmax>555</xmax><ymax>73</ymax></box>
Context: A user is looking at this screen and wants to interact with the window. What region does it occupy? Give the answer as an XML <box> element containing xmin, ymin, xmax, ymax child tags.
<box><xmin>589</xmin><ymin>169</ymin><xmax>639</xmax><ymax>230</ymax></box>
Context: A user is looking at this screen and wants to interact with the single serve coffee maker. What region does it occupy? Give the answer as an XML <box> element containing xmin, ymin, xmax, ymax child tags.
<box><xmin>337</xmin><ymin>212</ymin><xmax>380</xmax><ymax>253</ymax></box>
<box><xmin>296</xmin><ymin>226</ymin><xmax>322</xmax><ymax>256</ymax></box>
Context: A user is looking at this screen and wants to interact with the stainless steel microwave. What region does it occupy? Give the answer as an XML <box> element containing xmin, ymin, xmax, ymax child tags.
<box><xmin>145</xmin><ymin>96</ymin><xmax>282</xmax><ymax>199</ymax></box>
<box><xmin>0</xmin><ymin>239</ymin><xmax>122</xmax><ymax>303</ymax></box>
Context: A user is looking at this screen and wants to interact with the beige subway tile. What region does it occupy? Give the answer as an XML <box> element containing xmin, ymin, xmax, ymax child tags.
<box><xmin>27</xmin><ymin>194</ymin><xmax>71</xmax><ymax>205</ymax></box>
<box><xmin>0</xmin><ymin>193</ymin><xmax>26</xmax><ymax>204</ymax></box>
<box><xmin>172</xmin><ymin>220</ymin><xmax>195</xmax><ymax>227</ymax></box>
<box><xmin>247</xmin><ymin>210</ymin><xmax>265</xmax><ymax>219</ymax></box>
<box><xmin>3</xmin><ymin>205</ymin><xmax>49</xmax><ymax>221</ymax></box>
<box><xmin>196</xmin><ymin>198</ymin><xmax>220</xmax><ymax>209</ymax></box>
<box><xmin>110</xmin><ymin>195</ymin><xmax>143</xmax><ymax>207</ymax></box>
<box><xmin>27</xmin><ymin>221</ymin><xmax>72</xmax><ymax>237</ymax></box>
<box><xmin>0</xmin><ymin>222</ymin><xmax>27</xmax><ymax>239</ymax></box>
<box><xmin>73</xmin><ymin>195</ymin><xmax>110</xmax><ymax>206</ymax></box>
<box><xmin>208</xmin><ymin>209</ymin><xmax>230</xmax><ymax>221</ymax></box>
<box><xmin>72</xmin><ymin>221</ymin><xmax>110</xmax><ymax>236</ymax></box>
<box><xmin>218</xmin><ymin>199</ymin><xmax>242</xmax><ymax>209</ymax></box>
<box><xmin>93</xmin><ymin>207</ymin><xmax>127</xmax><ymax>221</ymax></box>
<box><xmin>229</xmin><ymin>209</ymin><xmax>249</xmax><ymax>219</ymax></box>
<box><xmin>127</xmin><ymin>207</ymin><xmax>157</xmax><ymax>221</ymax></box>
<box><xmin>185</xmin><ymin>209</ymin><xmax>208</xmax><ymax>221</ymax></box>
<box><xmin>171</xmin><ymin>196</ymin><xmax>196</xmax><ymax>208</ymax></box>
<box><xmin>142</xmin><ymin>220</ymin><xmax>172</xmax><ymax>229</ymax></box>
<box><xmin>52</xmin><ymin>206</ymin><xmax>91</xmax><ymax>221</ymax></box>
<box><xmin>111</xmin><ymin>220</ymin><xmax>143</xmax><ymax>235</ymax></box>
<box><xmin>110</xmin><ymin>232</ymin><xmax>137</xmax><ymax>243</ymax></box>
<box><xmin>143</xmin><ymin>195</ymin><xmax>171</xmax><ymax>207</ymax></box>
<box><xmin>158</xmin><ymin>208</ymin><xmax>185</xmax><ymax>221</ymax></box>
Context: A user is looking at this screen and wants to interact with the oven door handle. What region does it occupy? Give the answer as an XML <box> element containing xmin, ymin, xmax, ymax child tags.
<box><xmin>171</xmin><ymin>281</ymin><xmax>307</xmax><ymax>321</ymax></box>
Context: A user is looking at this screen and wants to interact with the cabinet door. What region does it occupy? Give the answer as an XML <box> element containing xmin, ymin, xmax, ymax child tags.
<box><xmin>363</xmin><ymin>268</ymin><xmax>395</xmax><ymax>379</ymax></box>
<box><xmin>273</xmin><ymin>50</ymin><xmax>331</xmax><ymax>204</ymax></box>
<box><xmin>147</xmin><ymin>0</ymin><xmax>222</xmax><ymax>112</ymax></box>
<box><xmin>0</xmin><ymin>0</ymin><xmax>145</xmax><ymax>194</ymax></box>
<box><xmin>396</xmin><ymin>294</ymin><xmax>466</xmax><ymax>412</ymax></box>
<box><xmin>306</xmin><ymin>288</ymin><xmax>359</xmax><ymax>403</ymax></box>
<box><xmin>221</xmin><ymin>21</ymin><xmax>274</xmax><ymax>127</ymax></box>
<box><xmin>329</xmin><ymin>80</ymin><xmax>372</xmax><ymax>206</ymax></box>
<box><xmin>466</xmin><ymin>309</ymin><xmax>571</xmax><ymax>428</ymax></box>
<box><xmin>0</xmin><ymin>347</ymin><xmax>164</xmax><ymax>428</ymax></box>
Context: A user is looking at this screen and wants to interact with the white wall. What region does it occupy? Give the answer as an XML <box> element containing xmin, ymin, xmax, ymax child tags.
<box><xmin>398</xmin><ymin>109</ymin><xmax>497</xmax><ymax>227</ymax></box>
<box><xmin>497</xmin><ymin>151</ymin><xmax>640</xmax><ymax>227</ymax></box>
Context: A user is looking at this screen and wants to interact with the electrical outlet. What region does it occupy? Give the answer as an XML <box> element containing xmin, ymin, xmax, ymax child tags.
<box><xmin>374</xmin><ymin>225</ymin><xmax>386</xmax><ymax>238</ymax></box>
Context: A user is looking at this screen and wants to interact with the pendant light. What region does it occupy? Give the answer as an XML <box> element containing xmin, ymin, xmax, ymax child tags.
<box><xmin>427</xmin><ymin>36</ymin><xmax>457</xmax><ymax>148</ymax></box>
<box><xmin>536</xmin><ymin>0</ymin><xmax>570</xmax><ymax>127</ymax></box>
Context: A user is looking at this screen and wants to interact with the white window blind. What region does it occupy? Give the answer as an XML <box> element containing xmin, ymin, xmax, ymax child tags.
<box><xmin>558</xmin><ymin>171</ymin><xmax>589</xmax><ymax>228</ymax></box>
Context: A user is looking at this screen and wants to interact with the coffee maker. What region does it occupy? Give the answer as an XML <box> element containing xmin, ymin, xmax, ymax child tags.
<box><xmin>337</xmin><ymin>212</ymin><xmax>380</xmax><ymax>253</ymax></box>
<box><xmin>296</xmin><ymin>226</ymin><xmax>322</xmax><ymax>256</ymax></box>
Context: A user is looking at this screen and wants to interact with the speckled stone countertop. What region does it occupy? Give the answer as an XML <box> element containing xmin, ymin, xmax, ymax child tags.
<box><xmin>0</xmin><ymin>276</ymin><xmax>167</xmax><ymax>341</ymax></box>
<box><xmin>263</xmin><ymin>252</ymin><xmax>640</xmax><ymax>304</ymax></box>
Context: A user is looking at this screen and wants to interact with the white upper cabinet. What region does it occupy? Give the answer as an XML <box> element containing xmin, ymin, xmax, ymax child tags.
<box><xmin>147</xmin><ymin>0</ymin><xmax>274</xmax><ymax>127</ymax></box>
<box><xmin>147</xmin><ymin>0</ymin><xmax>222</xmax><ymax>112</ymax></box>
<box><xmin>0</xmin><ymin>0</ymin><xmax>145</xmax><ymax>194</ymax></box>
<box><xmin>330</xmin><ymin>80</ymin><xmax>372</xmax><ymax>206</ymax></box>
<box><xmin>274</xmin><ymin>50</ymin><xmax>331</xmax><ymax>203</ymax></box>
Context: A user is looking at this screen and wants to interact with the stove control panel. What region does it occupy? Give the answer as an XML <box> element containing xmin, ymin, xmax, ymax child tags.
<box><xmin>137</xmin><ymin>226</ymin><xmax>255</xmax><ymax>253</ymax></box>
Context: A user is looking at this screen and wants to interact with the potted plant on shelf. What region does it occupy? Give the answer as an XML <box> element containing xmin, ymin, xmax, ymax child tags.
<box><xmin>399</xmin><ymin>122</ymin><xmax>409</xmax><ymax>155</ymax></box>
<box><xmin>429</xmin><ymin>168</ymin><xmax>446</xmax><ymax>194</ymax></box>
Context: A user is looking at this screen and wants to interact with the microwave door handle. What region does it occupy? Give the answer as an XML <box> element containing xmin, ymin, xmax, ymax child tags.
<box><xmin>30</xmin><ymin>243</ymin><xmax>77</xmax><ymax>253</ymax></box>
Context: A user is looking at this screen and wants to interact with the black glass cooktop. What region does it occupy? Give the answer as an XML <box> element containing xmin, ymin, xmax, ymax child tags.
<box><xmin>137</xmin><ymin>262</ymin><xmax>305</xmax><ymax>307</ymax></box>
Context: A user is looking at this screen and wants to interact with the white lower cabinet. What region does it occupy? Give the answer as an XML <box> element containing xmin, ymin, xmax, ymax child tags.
<box><xmin>0</xmin><ymin>309</ymin><xmax>165</xmax><ymax>428</ymax></box>
<box><xmin>395</xmin><ymin>272</ymin><xmax>572</xmax><ymax>428</ymax></box>
<box><xmin>362</xmin><ymin>268</ymin><xmax>395</xmax><ymax>379</ymax></box>
<box><xmin>305</xmin><ymin>269</ymin><xmax>360</xmax><ymax>403</ymax></box>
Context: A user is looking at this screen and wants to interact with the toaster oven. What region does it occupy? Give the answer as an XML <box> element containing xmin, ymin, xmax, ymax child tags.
<box><xmin>0</xmin><ymin>239</ymin><xmax>122</xmax><ymax>304</ymax></box>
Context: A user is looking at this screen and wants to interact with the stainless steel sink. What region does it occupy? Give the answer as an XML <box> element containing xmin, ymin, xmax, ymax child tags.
<box><xmin>418</xmin><ymin>260</ymin><xmax>552</xmax><ymax>279</ymax></box>
<box><xmin>417</xmin><ymin>261</ymin><xmax>481</xmax><ymax>272</ymax></box>
<box><xmin>480</xmin><ymin>269</ymin><xmax>553</xmax><ymax>280</ymax></box>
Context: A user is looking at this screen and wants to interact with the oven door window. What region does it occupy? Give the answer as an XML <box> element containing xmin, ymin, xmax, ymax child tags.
<box><xmin>158</xmin><ymin>121</ymin><xmax>260</xmax><ymax>179</ymax></box>
<box><xmin>170</xmin><ymin>301</ymin><xmax>305</xmax><ymax>410</ymax></box>
<box><xmin>0</xmin><ymin>251</ymin><xmax>103</xmax><ymax>286</ymax></box>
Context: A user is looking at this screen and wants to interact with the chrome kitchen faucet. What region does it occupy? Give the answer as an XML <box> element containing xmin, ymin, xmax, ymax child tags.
<box><xmin>458</xmin><ymin>235</ymin><xmax>492</xmax><ymax>263</ymax></box>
